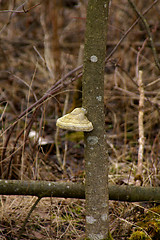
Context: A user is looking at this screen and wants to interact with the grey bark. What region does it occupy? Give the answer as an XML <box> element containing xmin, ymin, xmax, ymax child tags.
<box><xmin>82</xmin><ymin>0</ymin><xmax>110</xmax><ymax>239</ymax></box>
<box><xmin>1</xmin><ymin>180</ymin><xmax>160</xmax><ymax>202</ymax></box>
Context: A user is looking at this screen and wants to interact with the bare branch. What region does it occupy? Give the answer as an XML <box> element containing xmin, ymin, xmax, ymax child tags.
<box><xmin>0</xmin><ymin>3</ymin><xmax>41</xmax><ymax>14</ymax></box>
<box><xmin>128</xmin><ymin>0</ymin><xmax>160</xmax><ymax>71</ymax></box>
<box><xmin>106</xmin><ymin>0</ymin><xmax>159</xmax><ymax>62</ymax></box>
<box><xmin>0</xmin><ymin>180</ymin><xmax>160</xmax><ymax>202</ymax></box>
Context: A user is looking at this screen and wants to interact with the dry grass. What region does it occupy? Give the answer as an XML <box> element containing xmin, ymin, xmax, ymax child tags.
<box><xmin>0</xmin><ymin>0</ymin><xmax>160</xmax><ymax>239</ymax></box>
<box><xmin>0</xmin><ymin>196</ymin><xmax>85</xmax><ymax>239</ymax></box>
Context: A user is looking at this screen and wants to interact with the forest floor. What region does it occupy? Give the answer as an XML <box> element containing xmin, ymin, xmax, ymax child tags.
<box><xmin>0</xmin><ymin>1</ymin><xmax>160</xmax><ymax>239</ymax></box>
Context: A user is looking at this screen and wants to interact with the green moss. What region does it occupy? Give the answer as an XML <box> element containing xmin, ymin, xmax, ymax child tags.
<box><xmin>66</xmin><ymin>131</ymin><xmax>84</xmax><ymax>142</ymax></box>
<box><xmin>130</xmin><ymin>205</ymin><xmax>160</xmax><ymax>239</ymax></box>
<box><xmin>129</xmin><ymin>231</ymin><xmax>149</xmax><ymax>240</ymax></box>
<box><xmin>138</xmin><ymin>206</ymin><xmax>160</xmax><ymax>239</ymax></box>
<box><xmin>107</xmin><ymin>232</ymin><xmax>114</xmax><ymax>240</ymax></box>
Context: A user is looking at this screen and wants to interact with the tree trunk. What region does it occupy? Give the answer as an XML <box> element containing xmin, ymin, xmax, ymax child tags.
<box><xmin>82</xmin><ymin>0</ymin><xmax>110</xmax><ymax>239</ymax></box>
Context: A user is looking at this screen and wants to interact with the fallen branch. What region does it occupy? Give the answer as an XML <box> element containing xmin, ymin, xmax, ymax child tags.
<box><xmin>0</xmin><ymin>180</ymin><xmax>160</xmax><ymax>202</ymax></box>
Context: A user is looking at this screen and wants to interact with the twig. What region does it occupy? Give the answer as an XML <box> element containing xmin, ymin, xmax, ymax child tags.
<box><xmin>6</xmin><ymin>109</ymin><xmax>38</xmax><ymax>179</ymax></box>
<box><xmin>1</xmin><ymin>71</ymin><xmax>82</xmax><ymax>161</ymax></box>
<box><xmin>61</xmin><ymin>93</ymin><xmax>70</xmax><ymax>171</ymax></box>
<box><xmin>55</xmin><ymin>127</ymin><xmax>62</xmax><ymax>166</ymax></box>
<box><xmin>18</xmin><ymin>197</ymin><xmax>42</xmax><ymax>240</ymax></box>
<box><xmin>136</xmin><ymin>40</ymin><xmax>146</xmax><ymax>182</ymax></box>
<box><xmin>0</xmin><ymin>2</ymin><xmax>41</xmax><ymax>35</ymax></box>
<box><xmin>54</xmin><ymin>92</ymin><xmax>70</xmax><ymax>168</ymax></box>
<box><xmin>150</xmin><ymin>132</ymin><xmax>160</xmax><ymax>180</ymax></box>
<box><xmin>21</xmin><ymin>65</ymin><xmax>38</xmax><ymax>180</ymax></box>
<box><xmin>106</xmin><ymin>0</ymin><xmax>159</xmax><ymax>62</ymax></box>
<box><xmin>136</xmin><ymin>38</ymin><xmax>148</xmax><ymax>78</ymax></box>
<box><xmin>128</xmin><ymin>0</ymin><xmax>160</xmax><ymax>71</ymax></box>
<box><xmin>40</xmin><ymin>6</ymin><xmax>55</xmax><ymax>79</ymax></box>
<box><xmin>137</xmin><ymin>71</ymin><xmax>145</xmax><ymax>183</ymax></box>
<box><xmin>0</xmin><ymin>3</ymin><xmax>41</xmax><ymax>14</ymax></box>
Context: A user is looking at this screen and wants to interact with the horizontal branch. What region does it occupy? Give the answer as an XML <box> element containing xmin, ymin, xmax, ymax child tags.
<box><xmin>0</xmin><ymin>180</ymin><xmax>160</xmax><ymax>202</ymax></box>
<box><xmin>0</xmin><ymin>180</ymin><xmax>84</xmax><ymax>199</ymax></box>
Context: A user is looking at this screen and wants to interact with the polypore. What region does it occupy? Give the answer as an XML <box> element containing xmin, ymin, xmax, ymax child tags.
<box><xmin>56</xmin><ymin>108</ymin><xmax>93</xmax><ymax>132</ymax></box>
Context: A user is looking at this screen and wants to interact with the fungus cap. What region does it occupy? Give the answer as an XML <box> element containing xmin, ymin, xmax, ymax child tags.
<box><xmin>56</xmin><ymin>108</ymin><xmax>93</xmax><ymax>131</ymax></box>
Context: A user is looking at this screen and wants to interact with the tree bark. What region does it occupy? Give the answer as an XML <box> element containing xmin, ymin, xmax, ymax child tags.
<box><xmin>82</xmin><ymin>0</ymin><xmax>110</xmax><ymax>239</ymax></box>
<box><xmin>1</xmin><ymin>180</ymin><xmax>160</xmax><ymax>202</ymax></box>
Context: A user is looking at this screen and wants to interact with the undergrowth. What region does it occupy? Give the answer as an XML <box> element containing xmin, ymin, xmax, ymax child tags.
<box><xmin>0</xmin><ymin>0</ymin><xmax>160</xmax><ymax>239</ymax></box>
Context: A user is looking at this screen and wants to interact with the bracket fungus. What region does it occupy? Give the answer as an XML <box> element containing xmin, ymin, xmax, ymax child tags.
<box><xmin>56</xmin><ymin>108</ymin><xmax>93</xmax><ymax>132</ymax></box>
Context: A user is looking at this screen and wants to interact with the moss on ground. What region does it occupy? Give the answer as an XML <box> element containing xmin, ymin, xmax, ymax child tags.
<box><xmin>129</xmin><ymin>205</ymin><xmax>160</xmax><ymax>240</ymax></box>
